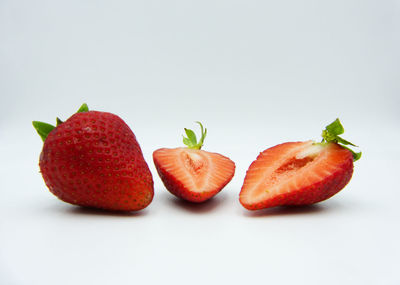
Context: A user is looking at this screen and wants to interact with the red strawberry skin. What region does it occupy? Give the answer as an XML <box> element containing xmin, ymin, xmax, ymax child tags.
<box><xmin>239</xmin><ymin>141</ymin><xmax>354</xmax><ymax>210</ymax></box>
<box><xmin>39</xmin><ymin>111</ymin><xmax>154</xmax><ymax>211</ymax></box>
<box><xmin>153</xmin><ymin>148</ymin><xmax>235</xmax><ymax>202</ymax></box>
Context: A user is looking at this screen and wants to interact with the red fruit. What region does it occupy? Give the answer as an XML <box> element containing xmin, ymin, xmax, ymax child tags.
<box><xmin>33</xmin><ymin>104</ymin><xmax>154</xmax><ymax>211</ymax></box>
<box><xmin>153</xmin><ymin>122</ymin><xmax>235</xmax><ymax>202</ymax></box>
<box><xmin>239</xmin><ymin>119</ymin><xmax>361</xmax><ymax>210</ymax></box>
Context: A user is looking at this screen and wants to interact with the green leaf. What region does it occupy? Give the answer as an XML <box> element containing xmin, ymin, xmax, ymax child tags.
<box><xmin>325</xmin><ymin>118</ymin><xmax>344</xmax><ymax>136</ymax></box>
<box><xmin>33</xmin><ymin>103</ymin><xmax>89</xmax><ymax>143</ymax></box>
<box><xmin>184</xmin><ymin>128</ymin><xmax>197</xmax><ymax>145</ymax></box>
<box><xmin>32</xmin><ymin>121</ymin><xmax>55</xmax><ymax>142</ymax></box>
<box><xmin>196</xmin><ymin>121</ymin><xmax>207</xmax><ymax>147</ymax></box>
<box><xmin>320</xmin><ymin>118</ymin><xmax>361</xmax><ymax>162</ymax></box>
<box><xmin>77</xmin><ymin>103</ymin><xmax>89</xmax><ymax>113</ymax></box>
<box><xmin>182</xmin><ymin>121</ymin><xmax>207</xmax><ymax>150</ymax></box>
<box><xmin>56</xmin><ymin>117</ymin><xmax>63</xmax><ymax>126</ymax></box>
<box><xmin>341</xmin><ymin>146</ymin><xmax>362</xmax><ymax>161</ymax></box>
<box><xmin>353</xmin><ymin>151</ymin><xmax>362</xmax><ymax>161</ymax></box>
<box><xmin>335</xmin><ymin>136</ymin><xmax>357</xmax><ymax>147</ymax></box>
<box><xmin>183</xmin><ymin>137</ymin><xmax>193</xmax><ymax>147</ymax></box>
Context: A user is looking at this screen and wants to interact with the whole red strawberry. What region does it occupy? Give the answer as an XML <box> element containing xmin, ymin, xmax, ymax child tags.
<box><xmin>33</xmin><ymin>104</ymin><xmax>154</xmax><ymax>211</ymax></box>
<box><xmin>153</xmin><ymin>122</ymin><xmax>235</xmax><ymax>202</ymax></box>
<box><xmin>239</xmin><ymin>119</ymin><xmax>361</xmax><ymax>210</ymax></box>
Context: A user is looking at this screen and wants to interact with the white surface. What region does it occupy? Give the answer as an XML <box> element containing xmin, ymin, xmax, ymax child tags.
<box><xmin>1</xmin><ymin>1</ymin><xmax>399</xmax><ymax>284</ymax></box>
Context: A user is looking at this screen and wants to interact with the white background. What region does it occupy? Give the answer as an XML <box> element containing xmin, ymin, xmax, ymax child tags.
<box><xmin>1</xmin><ymin>1</ymin><xmax>399</xmax><ymax>284</ymax></box>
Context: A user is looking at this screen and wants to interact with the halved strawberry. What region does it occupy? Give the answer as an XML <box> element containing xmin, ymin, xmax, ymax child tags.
<box><xmin>239</xmin><ymin>119</ymin><xmax>361</xmax><ymax>210</ymax></box>
<box><xmin>153</xmin><ymin>122</ymin><xmax>235</xmax><ymax>202</ymax></box>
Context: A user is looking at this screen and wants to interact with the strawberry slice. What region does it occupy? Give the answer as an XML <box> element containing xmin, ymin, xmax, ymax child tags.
<box><xmin>153</xmin><ymin>122</ymin><xmax>235</xmax><ymax>202</ymax></box>
<box><xmin>239</xmin><ymin>119</ymin><xmax>361</xmax><ymax>210</ymax></box>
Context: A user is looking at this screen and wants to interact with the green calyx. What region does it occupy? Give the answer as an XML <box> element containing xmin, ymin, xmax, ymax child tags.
<box><xmin>182</xmin><ymin>121</ymin><xmax>207</xmax><ymax>150</ymax></box>
<box><xmin>76</xmin><ymin>103</ymin><xmax>89</xmax><ymax>113</ymax></box>
<box><xmin>32</xmin><ymin>103</ymin><xmax>89</xmax><ymax>142</ymax></box>
<box><xmin>320</xmin><ymin>118</ymin><xmax>361</xmax><ymax>161</ymax></box>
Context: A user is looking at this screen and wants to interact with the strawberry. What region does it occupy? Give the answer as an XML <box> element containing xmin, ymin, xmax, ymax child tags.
<box><xmin>33</xmin><ymin>103</ymin><xmax>154</xmax><ymax>211</ymax></box>
<box><xmin>153</xmin><ymin>122</ymin><xmax>235</xmax><ymax>202</ymax></box>
<box><xmin>239</xmin><ymin>119</ymin><xmax>361</xmax><ymax>210</ymax></box>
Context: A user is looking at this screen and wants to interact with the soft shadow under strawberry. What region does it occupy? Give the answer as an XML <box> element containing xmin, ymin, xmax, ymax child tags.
<box><xmin>65</xmin><ymin>206</ymin><xmax>149</xmax><ymax>217</ymax></box>
<box><xmin>167</xmin><ymin>193</ymin><xmax>226</xmax><ymax>214</ymax></box>
<box><xmin>243</xmin><ymin>204</ymin><xmax>326</xmax><ymax>218</ymax></box>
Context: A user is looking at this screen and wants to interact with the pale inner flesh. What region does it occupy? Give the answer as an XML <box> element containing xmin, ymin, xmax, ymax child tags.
<box><xmin>179</xmin><ymin>149</ymin><xmax>210</xmax><ymax>191</ymax></box>
<box><xmin>251</xmin><ymin>142</ymin><xmax>328</xmax><ymax>200</ymax></box>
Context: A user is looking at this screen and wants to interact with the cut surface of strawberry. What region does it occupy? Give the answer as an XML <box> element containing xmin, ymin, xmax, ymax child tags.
<box><xmin>239</xmin><ymin>119</ymin><xmax>361</xmax><ymax>210</ymax></box>
<box><xmin>153</xmin><ymin>122</ymin><xmax>235</xmax><ymax>202</ymax></box>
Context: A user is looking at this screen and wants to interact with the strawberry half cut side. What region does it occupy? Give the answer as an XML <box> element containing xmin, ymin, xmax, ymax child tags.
<box><xmin>239</xmin><ymin>119</ymin><xmax>361</xmax><ymax>210</ymax></box>
<box><xmin>153</xmin><ymin>122</ymin><xmax>235</xmax><ymax>202</ymax></box>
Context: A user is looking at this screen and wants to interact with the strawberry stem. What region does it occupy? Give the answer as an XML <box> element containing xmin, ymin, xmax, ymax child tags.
<box><xmin>33</xmin><ymin>103</ymin><xmax>89</xmax><ymax>142</ymax></box>
<box><xmin>182</xmin><ymin>121</ymin><xmax>207</xmax><ymax>150</ymax></box>
<box><xmin>320</xmin><ymin>118</ymin><xmax>361</xmax><ymax>161</ymax></box>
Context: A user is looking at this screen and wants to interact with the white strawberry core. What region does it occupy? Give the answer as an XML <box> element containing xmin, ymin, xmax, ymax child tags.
<box><xmin>295</xmin><ymin>143</ymin><xmax>324</xmax><ymax>159</ymax></box>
